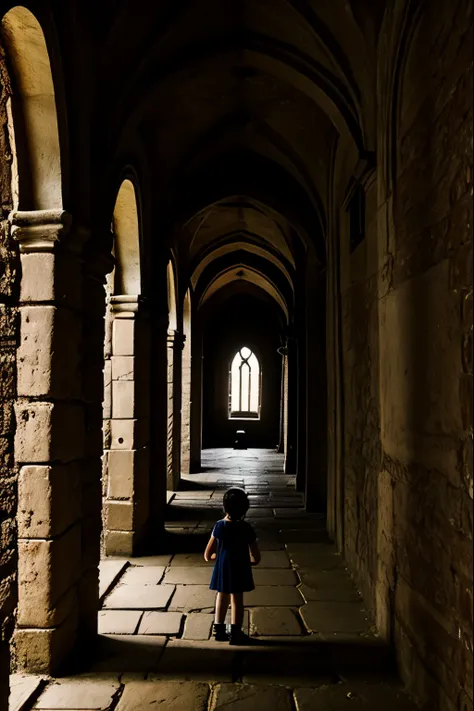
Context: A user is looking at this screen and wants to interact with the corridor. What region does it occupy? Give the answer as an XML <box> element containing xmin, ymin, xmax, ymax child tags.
<box><xmin>10</xmin><ymin>450</ymin><xmax>417</xmax><ymax>710</ymax></box>
<box><xmin>0</xmin><ymin>1</ymin><xmax>472</xmax><ymax>710</ymax></box>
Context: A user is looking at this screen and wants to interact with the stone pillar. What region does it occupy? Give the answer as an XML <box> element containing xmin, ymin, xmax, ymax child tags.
<box><xmin>284</xmin><ymin>337</ymin><xmax>298</xmax><ymax>474</ymax></box>
<box><xmin>103</xmin><ymin>296</ymin><xmax>151</xmax><ymax>556</ymax></box>
<box><xmin>296</xmin><ymin>322</ymin><xmax>307</xmax><ymax>492</ymax></box>
<box><xmin>181</xmin><ymin>329</ymin><xmax>192</xmax><ymax>476</ymax></box>
<box><xmin>167</xmin><ymin>330</ymin><xmax>184</xmax><ymax>491</ymax></box>
<box><xmin>305</xmin><ymin>264</ymin><xmax>328</xmax><ymax>513</ymax></box>
<box><xmin>190</xmin><ymin>321</ymin><xmax>203</xmax><ymax>473</ymax></box>
<box><xmin>80</xmin><ymin>240</ymin><xmax>113</xmax><ymax>642</ymax></box>
<box><xmin>11</xmin><ymin>209</ymin><xmax>87</xmax><ymax>674</ymax></box>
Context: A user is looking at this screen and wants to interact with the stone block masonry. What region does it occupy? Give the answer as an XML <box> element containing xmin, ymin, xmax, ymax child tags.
<box><xmin>0</xmin><ymin>43</ymin><xmax>17</xmax><ymax>711</ymax></box>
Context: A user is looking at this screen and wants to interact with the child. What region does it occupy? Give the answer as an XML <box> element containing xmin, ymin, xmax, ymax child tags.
<box><xmin>204</xmin><ymin>488</ymin><xmax>261</xmax><ymax>644</ymax></box>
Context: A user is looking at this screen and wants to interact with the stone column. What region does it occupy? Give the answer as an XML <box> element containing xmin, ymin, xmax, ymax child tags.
<box><xmin>190</xmin><ymin>321</ymin><xmax>203</xmax><ymax>473</ymax></box>
<box><xmin>11</xmin><ymin>209</ymin><xmax>87</xmax><ymax>674</ymax></box>
<box><xmin>284</xmin><ymin>335</ymin><xmax>298</xmax><ymax>474</ymax></box>
<box><xmin>103</xmin><ymin>296</ymin><xmax>151</xmax><ymax>556</ymax></box>
<box><xmin>181</xmin><ymin>330</ymin><xmax>192</xmax><ymax>476</ymax></box>
<box><xmin>305</xmin><ymin>263</ymin><xmax>328</xmax><ymax>513</ymax></box>
<box><xmin>80</xmin><ymin>240</ymin><xmax>113</xmax><ymax>642</ymax></box>
<box><xmin>167</xmin><ymin>330</ymin><xmax>184</xmax><ymax>491</ymax></box>
<box><xmin>296</xmin><ymin>322</ymin><xmax>307</xmax><ymax>493</ymax></box>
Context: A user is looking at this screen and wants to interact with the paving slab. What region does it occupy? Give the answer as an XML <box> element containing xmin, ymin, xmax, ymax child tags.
<box><xmin>98</xmin><ymin>611</ymin><xmax>143</xmax><ymax>635</ymax></box>
<box><xmin>168</xmin><ymin>585</ymin><xmax>216</xmax><ymax>611</ymax></box>
<box><xmin>119</xmin><ymin>566</ymin><xmax>165</xmax><ymax>585</ymax></box>
<box><xmin>212</xmin><ymin>683</ymin><xmax>294</xmax><ymax>711</ymax></box>
<box><xmin>91</xmin><ymin>635</ymin><xmax>167</xmax><ymax>673</ymax></box>
<box><xmin>127</xmin><ymin>555</ymin><xmax>172</xmax><ymax>567</ymax></box>
<box><xmin>286</xmin><ymin>545</ymin><xmax>343</xmax><ymax>571</ymax></box>
<box><xmin>300</xmin><ymin>602</ymin><xmax>370</xmax><ymax>634</ymax></box>
<box><xmin>9</xmin><ymin>674</ymin><xmax>45</xmax><ymax>711</ymax></box>
<box><xmin>279</xmin><ymin>530</ymin><xmax>329</xmax><ymax>543</ymax></box>
<box><xmin>103</xmin><ymin>584</ymin><xmax>175</xmax><ymax>610</ymax></box>
<box><xmin>35</xmin><ymin>680</ymin><xmax>119</xmax><ymax>709</ymax></box>
<box><xmin>170</xmin><ymin>553</ymin><xmax>210</xmax><ymax>567</ymax></box>
<box><xmin>257</xmin><ymin>551</ymin><xmax>291</xmax><ymax>568</ymax></box>
<box><xmin>253</xmin><ymin>568</ymin><xmax>298</xmax><ymax>586</ymax></box>
<box><xmin>298</xmin><ymin>582</ymin><xmax>361</xmax><ymax>603</ymax></box>
<box><xmin>250</xmin><ymin>607</ymin><xmax>303</xmax><ymax>636</ymax></box>
<box><xmin>293</xmin><ymin>682</ymin><xmax>419</xmax><ymax>710</ymax></box>
<box><xmin>116</xmin><ymin>680</ymin><xmax>210</xmax><ymax>711</ymax></box>
<box><xmin>163</xmin><ymin>567</ymin><xmax>212</xmax><ymax>585</ymax></box>
<box><xmin>99</xmin><ymin>560</ymin><xmax>128</xmax><ymax>600</ymax></box>
<box><xmin>152</xmin><ymin>639</ymin><xmax>236</xmax><ymax>681</ymax></box>
<box><xmin>247</xmin><ymin>508</ymin><xmax>274</xmax><ymax>517</ymax></box>
<box><xmin>182</xmin><ymin>613</ymin><xmax>213</xmax><ymax>640</ymax></box>
<box><xmin>137</xmin><ymin>611</ymin><xmax>184</xmax><ymax>635</ymax></box>
<box><xmin>245</xmin><ymin>586</ymin><xmax>303</xmax><ymax>607</ymax></box>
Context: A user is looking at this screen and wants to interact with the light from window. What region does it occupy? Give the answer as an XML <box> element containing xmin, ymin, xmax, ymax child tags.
<box><xmin>229</xmin><ymin>347</ymin><xmax>261</xmax><ymax>418</ymax></box>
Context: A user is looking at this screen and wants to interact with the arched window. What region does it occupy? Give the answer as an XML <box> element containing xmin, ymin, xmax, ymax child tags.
<box><xmin>229</xmin><ymin>347</ymin><xmax>261</xmax><ymax>419</ymax></box>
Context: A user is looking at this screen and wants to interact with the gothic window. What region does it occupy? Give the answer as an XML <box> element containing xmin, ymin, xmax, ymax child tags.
<box><xmin>229</xmin><ymin>347</ymin><xmax>261</xmax><ymax>418</ymax></box>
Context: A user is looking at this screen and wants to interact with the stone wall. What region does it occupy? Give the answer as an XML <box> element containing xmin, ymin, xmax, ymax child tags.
<box><xmin>341</xmin><ymin>1</ymin><xmax>473</xmax><ymax>709</ymax></box>
<box><xmin>0</xmin><ymin>42</ymin><xmax>17</xmax><ymax>711</ymax></box>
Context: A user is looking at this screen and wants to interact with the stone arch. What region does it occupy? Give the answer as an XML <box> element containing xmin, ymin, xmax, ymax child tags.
<box><xmin>1</xmin><ymin>6</ymin><xmax>63</xmax><ymax>209</ymax></box>
<box><xmin>112</xmin><ymin>178</ymin><xmax>141</xmax><ymax>295</ymax></box>
<box><xmin>167</xmin><ymin>258</ymin><xmax>178</xmax><ymax>331</ymax></box>
<box><xmin>200</xmin><ymin>267</ymin><xmax>290</xmax><ymax>325</ymax></box>
<box><xmin>102</xmin><ymin>175</ymin><xmax>151</xmax><ymax>557</ymax></box>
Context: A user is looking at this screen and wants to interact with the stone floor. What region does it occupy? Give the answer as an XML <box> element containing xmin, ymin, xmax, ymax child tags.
<box><xmin>10</xmin><ymin>449</ymin><xmax>419</xmax><ymax>710</ymax></box>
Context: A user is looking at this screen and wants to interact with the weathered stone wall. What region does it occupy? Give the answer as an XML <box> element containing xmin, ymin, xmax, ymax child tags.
<box><xmin>0</xmin><ymin>42</ymin><xmax>17</xmax><ymax>711</ymax></box>
<box><xmin>341</xmin><ymin>1</ymin><xmax>473</xmax><ymax>710</ymax></box>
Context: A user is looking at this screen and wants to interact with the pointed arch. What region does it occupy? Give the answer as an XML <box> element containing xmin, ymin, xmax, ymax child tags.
<box><xmin>230</xmin><ymin>346</ymin><xmax>262</xmax><ymax>418</ymax></box>
<box><xmin>112</xmin><ymin>178</ymin><xmax>141</xmax><ymax>295</ymax></box>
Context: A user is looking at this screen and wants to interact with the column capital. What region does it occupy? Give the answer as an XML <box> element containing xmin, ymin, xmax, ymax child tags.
<box><xmin>10</xmin><ymin>209</ymin><xmax>72</xmax><ymax>253</ymax></box>
<box><xmin>111</xmin><ymin>295</ymin><xmax>148</xmax><ymax>317</ymax></box>
<box><xmin>167</xmin><ymin>329</ymin><xmax>186</xmax><ymax>349</ymax></box>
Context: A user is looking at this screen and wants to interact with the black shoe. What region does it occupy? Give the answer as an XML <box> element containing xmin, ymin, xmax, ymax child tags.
<box><xmin>213</xmin><ymin>623</ymin><xmax>229</xmax><ymax>642</ymax></box>
<box><xmin>229</xmin><ymin>624</ymin><xmax>252</xmax><ymax>645</ymax></box>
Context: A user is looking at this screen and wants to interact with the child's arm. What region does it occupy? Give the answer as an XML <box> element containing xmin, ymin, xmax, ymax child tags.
<box><xmin>249</xmin><ymin>540</ymin><xmax>261</xmax><ymax>566</ymax></box>
<box><xmin>204</xmin><ymin>535</ymin><xmax>217</xmax><ymax>562</ymax></box>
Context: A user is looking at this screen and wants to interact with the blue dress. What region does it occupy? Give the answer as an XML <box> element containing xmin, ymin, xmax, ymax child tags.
<box><xmin>209</xmin><ymin>519</ymin><xmax>256</xmax><ymax>593</ymax></box>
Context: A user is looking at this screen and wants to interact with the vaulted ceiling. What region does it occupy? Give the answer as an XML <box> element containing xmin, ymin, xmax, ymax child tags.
<box><xmin>82</xmin><ymin>0</ymin><xmax>387</xmax><ymax>319</ymax></box>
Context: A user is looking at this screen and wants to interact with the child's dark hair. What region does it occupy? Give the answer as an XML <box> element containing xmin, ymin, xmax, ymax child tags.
<box><xmin>223</xmin><ymin>488</ymin><xmax>250</xmax><ymax>520</ymax></box>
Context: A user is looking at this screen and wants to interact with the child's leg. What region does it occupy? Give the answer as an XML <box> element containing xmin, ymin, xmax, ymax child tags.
<box><xmin>230</xmin><ymin>593</ymin><xmax>244</xmax><ymax>627</ymax></box>
<box><xmin>215</xmin><ymin>592</ymin><xmax>230</xmax><ymax>624</ymax></box>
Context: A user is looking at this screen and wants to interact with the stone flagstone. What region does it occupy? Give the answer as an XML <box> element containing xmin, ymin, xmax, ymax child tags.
<box><xmin>9</xmin><ymin>674</ymin><xmax>45</xmax><ymax>711</ymax></box>
<box><xmin>293</xmin><ymin>682</ymin><xmax>419</xmax><ymax>710</ymax></box>
<box><xmin>168</xmin><ymin>585</ymin><xmax>216</xmax><ymax>611</ymax></box>
<box><xmin>163</xmin><ymin>567</ymin><xmax>212</xmax><ymax>585</ymax></box>
<box><xmin>213</xmin><ymin>683</ymin><xmax>294</xmax><ymax>710</ymax></box>
<box><xmin>138</xmin><ymin>611</ymin><xmax>184</xmax><ymax>635</ymax></box>
<box><xmin>35</xmin><ymin>680</ymin><xmax>119</xmax><ymax>710</ymax></box>
<box><xmin>99</xmin><ymin>559</ymin><xmax>128</xmax><ymax>600</ymax></box>
<box><xmin>300</xmin><ymin>601</ymin><xmax>370</xmax><ymax>634</ymax></box>
<box><xmin>258</xmin><ymin>550</ymin><xmax>291</xmax><ymax>568</ymax></box>
<box><xmin>253</xmin><ymin>568</ymin><xmax>298</xmax><ymax>586</ymax></box>
<box><xmin>250</xmin><ymin>607</ymin><xmax>303</xmax><ymax>636</ymax></box>
<box><xmin>120</xmin><ymin>566</ymin><xmax>165</xmax><ymax>585</ymax></box>
<box><xmin>91</xmin><ymin>635</ymin><xmax>167</xmax><ymax>673</ymax></box>
<box><xmin>182</xmin><ymin>613</ymin><xmax>213</xmax><ymax>640</ymax></box>
<box><xmin>103</xmin><ymin>584</ymin><xmax>175</xmax><ymax>610</ymax></box>
<box><xmin>98</xmin><ymin>610</ymin><xmax>143</xmax><ymax>635</ymax></box>
<box><xmin>245</xmin><ymin>586</ymin><xmax>303</xmax><ymax>607</ymax></box>
<box><xmin>116</xmin><ymin>681</ymin><xmax>210</xmax><ymax>711</ymax></box>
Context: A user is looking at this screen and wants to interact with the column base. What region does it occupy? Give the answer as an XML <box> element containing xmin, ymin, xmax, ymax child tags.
<box><xmin>14</xmin><ymin>609</ymin><xmax>78</xmax><ymax>675</ymax></box>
